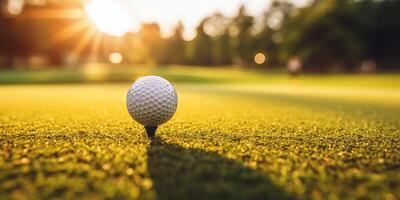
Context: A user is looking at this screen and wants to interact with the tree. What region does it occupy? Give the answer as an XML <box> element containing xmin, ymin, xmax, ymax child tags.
<box><xmin>164</xmin><ymin>22</ymin><xmax>186</xmax><ymax>65</ymax></box>
<box><xmin>255</xmin><ymin>0</ymin><xmax>295</xmax><ymax>67</ymax></box>
<box><xmin>214</xmin><ymin>31</ymin><xmax>232</xmax><ymax>65</ymax></box>
<box><xmin>366</xmin><ymin>0</ymin><xmax>400</xmax><ymax>70</ymax></box>
<box><xmin>204</xmin><ymin>13</ymin><xmax>232</xmax><ymax>65</ymax></box>
<box><xmin>0</xmin><ymin>8</ymin><xmax>33</xmax><ymax>68</ymax></box>
<box><xmin>192</xmin><ymin>19</ymin><xmax>213</xmax><ymax>65</ymax></box>
<box><xmin>280</xmin><ymin>0</ymin><xmax>363</xmax><ymax>72</ymax></box>
<box><xmin>232</xmin><ymin>6</ymin><xmax>254</xmax><ymax>66</ymax></box>
<box><xmin>139</xmin><ymin>23</ymin><xmax>164</xmax><ymax>64</ymax></box>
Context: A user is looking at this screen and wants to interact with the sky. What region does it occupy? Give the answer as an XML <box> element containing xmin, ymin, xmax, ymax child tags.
<box><xmin>118</xmin><ymin>0</ymin><xmax>311</xmax><ymax>39</ymax></box>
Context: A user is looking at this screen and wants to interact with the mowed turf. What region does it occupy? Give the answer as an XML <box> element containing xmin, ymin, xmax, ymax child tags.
<box><xmin>0</xmin><ymin>74</ymin><xmax>399</xmax><ymax>199</ymax></box>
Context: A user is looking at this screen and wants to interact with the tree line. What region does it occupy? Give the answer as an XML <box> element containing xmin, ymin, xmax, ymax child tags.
<box><xmin>0</xmin><ymin>0</ymin><xmax>399</xmax><ymax>72</ymax></box>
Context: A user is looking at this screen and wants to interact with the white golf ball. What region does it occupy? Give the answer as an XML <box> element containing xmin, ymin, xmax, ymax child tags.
<box><xmin>126</xmin><ymin>76</ymin><xmax>178</xmax><ymax>126</ymax></box>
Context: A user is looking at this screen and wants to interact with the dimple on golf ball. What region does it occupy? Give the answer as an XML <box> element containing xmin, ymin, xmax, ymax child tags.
<box><xmin>126</xmin><ymin>76</ymin><xmax>178</xmax><ymax>127</ymax></box>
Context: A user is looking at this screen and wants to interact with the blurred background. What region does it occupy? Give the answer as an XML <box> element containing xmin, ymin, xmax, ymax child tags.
<box><xmin>0</xmin><ymin>0</ymin><xmax>399</xmax><ymax>83</ymax></box>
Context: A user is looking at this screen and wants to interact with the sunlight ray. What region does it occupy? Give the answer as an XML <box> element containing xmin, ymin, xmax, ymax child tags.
<box><xmin>89</xmin><ymin>32</ymin><xmax>102</xmax><ymax>61</ymax></box>
<box><xmin>50</xmin><ymin>20</ymin><xmax>90</xmax><ymax>44</ymax></box>
<box><xmin>71</xmin><ymin>27</ymin><xmax>97</xmax><ymax>58</ymax></box>
<box><xmin>18</xmin><ymin>9</ymin><xmax>85</xmax><ymax>19</ymax></box>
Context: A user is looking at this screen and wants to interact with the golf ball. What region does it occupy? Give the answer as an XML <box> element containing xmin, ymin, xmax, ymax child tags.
<box><xmin>126</xmin><ymin>76</ymin><xmax>178</xmax><ymax>126</ymax></box>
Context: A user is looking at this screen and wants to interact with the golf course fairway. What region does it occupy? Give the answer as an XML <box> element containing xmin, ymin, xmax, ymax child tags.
<box><xmin>0</xmin><ymin>74</ymin><xmax>399</xmax><ymax>199</ymax></box>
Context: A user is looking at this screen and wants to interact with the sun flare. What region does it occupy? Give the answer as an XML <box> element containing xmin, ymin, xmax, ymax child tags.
<box><xmin>84</xmin><ymin>0</ymin><xmax>133</xmax><ymax>37</ymax></box>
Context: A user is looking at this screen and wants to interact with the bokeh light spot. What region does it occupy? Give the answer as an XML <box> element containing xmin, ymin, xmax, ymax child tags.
<box><xmin>7</xmin><ymin>0</ymin><xmax>24</xmax><ymax>15</ymax></box>
<box><xmin>109</xmin><ymin>52</ymin><xmax>123</xmax><ymax>64</ymax></box>
<box><xmin>288</xmin><ymin>57</ymin><xmax>302</xmax><ymax>73</ymax></box>
<box><xmin>254</xmin><ymin>53</ymin><xmax>266</xmax><ymax>65</ymax></box>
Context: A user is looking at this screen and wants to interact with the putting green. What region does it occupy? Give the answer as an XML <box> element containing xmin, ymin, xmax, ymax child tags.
<box><xmin>0</xmin><ymin>79</ymin><xmax>399</xmax><ymax>199</ymax></box>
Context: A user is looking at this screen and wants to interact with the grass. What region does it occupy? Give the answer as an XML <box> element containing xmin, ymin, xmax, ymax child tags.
<box><xmin>0</xmin><ymin>65</ymin><xmax>268</xmax><ymax>84</ymax></box>
<box><xmin>2</xmin><ymin>64</ymin><xmax>400</xmax><ymax>87</ymax></box>
<box><xmin>0</xmin><ymin>68</ymin><xmax>399</xmax><ymax>199</ymax></box>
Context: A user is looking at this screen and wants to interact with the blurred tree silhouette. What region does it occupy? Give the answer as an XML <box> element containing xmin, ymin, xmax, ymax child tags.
<box><xmin>255</xmin><ymin>0</ymin><xmax>294</xmax><ymax>67</ymax></box>
<box><xmin>233</xmin><ymin>6</ymin><xmax>254</xmax><ymax>66</ymax></box>
<box><xmin>279</xmin><ymin>0</ymin><xmax>400</xmax><ymax>72</ymax></box>
<box><xmin>281</xmin><ymin>0</ymin><xmax>364</xmax><ymax>72</ymax></box>
<box><xmin>367</xmin><ymin>0</ymin><xmax>400</xmax><ymax>70</ymax></box>
<box><xmin>139</xmin><ymin>23</ymin><xmax>163</xmax><ymax>64</ymax></box>
<box><xmin>0</xmin><ymin>5</ymin><xmax>32</xmax><ymax>67</ymax></box>
<box><xmin>163</xmin><ymin>22</ymin><xmax>186</xmax><ymax>65</ymax></box>
<box><xmin>192</xmin><ymin>19</ymin><xmax>213</xmax><ymax>65</ymax></box>
<box><xmin>204</xmin><ymin>13</ymin><xmax>232</xmax><ymax>66</ymax></box>
<box><xmin>214</xmin><ymin>31</ymin><xmax>232</xmax><ymax>66</ymax></box>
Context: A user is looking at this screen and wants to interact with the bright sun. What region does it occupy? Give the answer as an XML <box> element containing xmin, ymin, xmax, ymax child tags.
<box><xmin>84</xmin><ymin>0</ymin><xmax>133</xmax><ymax>37</ymax></box>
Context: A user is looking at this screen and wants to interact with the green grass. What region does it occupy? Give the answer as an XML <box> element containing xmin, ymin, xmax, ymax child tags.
<box><xmin>0</xmin><ymin>69</ymin><xmax>399</xmax><ymax>199</ymax></box>
<box><xmin>2</xmin><ymin>64</ymin><xmax>400</xmax><ymax>87</ymax></box>
<box><xmin>0</xmin><ymin>65</ymin><xmax>269</xmax><ymax>84</ymax></box>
